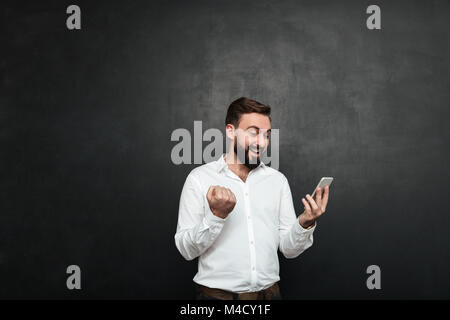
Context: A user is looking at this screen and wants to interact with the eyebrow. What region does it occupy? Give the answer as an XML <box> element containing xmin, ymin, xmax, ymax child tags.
<box><xmin>245</xmin><ymin>126</ymin><xmax>272</xmax><ymax>132</ymax></box>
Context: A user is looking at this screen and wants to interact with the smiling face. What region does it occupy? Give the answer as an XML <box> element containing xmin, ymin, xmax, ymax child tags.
<box><xmin>227</xmin><ymin>113</ymin><xmax>272</xmax><ymax>169</ymax></box>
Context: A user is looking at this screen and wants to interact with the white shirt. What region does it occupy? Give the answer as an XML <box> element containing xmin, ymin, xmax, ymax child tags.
<box><xmin>174</xmin><ymin>154</ymin><xmax>316</xmax><ymax>293</ymax></box>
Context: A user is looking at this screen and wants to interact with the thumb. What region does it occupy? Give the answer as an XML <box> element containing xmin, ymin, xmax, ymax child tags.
<box><xmin>207</xmin><ymin>186</ymin><xmax>215</xmax><ymax>200</ymax></box>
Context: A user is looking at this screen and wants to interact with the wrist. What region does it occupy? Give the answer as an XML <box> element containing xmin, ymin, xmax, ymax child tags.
<box><xmin>298</xmin><ymin>214</ymin><xmax>315</xmax><ymax>229</ymax></box>
<box><xmin>211</xmin><ymin>208</ymin><xmax>227</xmax><ymax>219</ymax></box>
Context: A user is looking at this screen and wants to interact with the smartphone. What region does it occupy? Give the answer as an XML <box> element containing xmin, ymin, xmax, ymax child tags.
<box><xmin>310</xmin><ymin>177</ymin><xmax>334</xmax><ymax>199</ymax></box>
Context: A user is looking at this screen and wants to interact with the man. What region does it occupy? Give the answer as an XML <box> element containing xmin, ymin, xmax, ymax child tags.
<box><xmin>174</xmin><ymin>97</ymin><xmax>330</xmax><ymax>300</ymax></box>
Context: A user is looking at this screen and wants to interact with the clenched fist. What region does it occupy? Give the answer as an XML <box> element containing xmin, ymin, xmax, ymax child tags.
<box><xmin>207</xmin><ymin>186</ymin><xmax>237</xmax><ymax>219</ymax></box>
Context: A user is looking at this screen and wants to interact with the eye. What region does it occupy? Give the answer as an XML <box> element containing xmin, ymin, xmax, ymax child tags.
<box><xmin>247</xmin><ymin>129</ymin><xmax>258</xmax><ymax>137</ymax></box>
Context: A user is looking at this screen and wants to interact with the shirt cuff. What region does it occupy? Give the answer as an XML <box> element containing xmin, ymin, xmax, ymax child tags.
<box><xmin>293</xmin><ymin>219</ymin><xmax>317</xmax><ymax>235</ymax></box>
<box><xmin>204</xmin><ymin>204</ymin><xmax>228</xmax><ymax>228</ymax></box>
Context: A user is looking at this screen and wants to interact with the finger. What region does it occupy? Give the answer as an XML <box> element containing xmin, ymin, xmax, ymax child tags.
<box><xmin>302</xmin><ymin>197</ymin><xmax>311</xmax><ymax>212</ymax></box>
<box><xmin>231</xmin><ymin>191</ymin><xmax>237</xmax><ymax>203</ymax></box>
<box><xmin>220</xmin><ymin>187</ymin><xmax>229</xmax><ymax>201</ymax></box>
<box><xmin>228</xmin><ymin>191</ymin><xmax>236</xmax><ymax>208</ymax></box>
<box><xmin>216</xmin><ymin>187</ymin><xmax>225</xmax><ymax>200</ymax></box>
<box><xmin>306</xmin><ymin>194</ymin><xmax>318</xmax><ymax>210</ymax></box>
<box><xmin>315</xmin><ymin>187</ymin><xmax>322</xmax><ymax>207</ymax></box>
<box><xmin>227</xmin><ymin>189</ymin><xmax>236</xmax><ymax>202</ymax></box>
<box><xmin>226</xmin><ymin>188</ymin><xmax>235</xmax><ymax>202</ymax></box>
<box><xmin>207</xmin><ymin>186</ymin><xmax>215</xmax><ymax>200</ymax></box>
<box><xmin>223</xmin><ymin>188</ymin><xmax>232</xmax><ymax>201</ymax></box>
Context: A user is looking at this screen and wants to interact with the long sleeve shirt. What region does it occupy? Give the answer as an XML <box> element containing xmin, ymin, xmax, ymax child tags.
<box><xmin>174</xmin><ymin>154</ymin><xmax>316</xmax><ymax>293</ymax></box>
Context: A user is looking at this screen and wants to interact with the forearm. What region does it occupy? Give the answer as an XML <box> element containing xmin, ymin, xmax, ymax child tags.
<box><xmin>279</xmin><ymin>219</ymin><xmax>316</xmax><ymax>259</ymax></box>
<box><xmin>175</xmin><ymin>207</ymin><xmax>226</xmax><ymax>261</ymax></box>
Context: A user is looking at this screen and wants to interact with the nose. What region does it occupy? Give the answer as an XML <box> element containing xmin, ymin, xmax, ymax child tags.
<box><xmin>257</xmin><ymin>132</ymin><xmax>268</xmax><ymax>149</ymax></box>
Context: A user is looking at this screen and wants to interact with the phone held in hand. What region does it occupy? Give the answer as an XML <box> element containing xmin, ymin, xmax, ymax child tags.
<box><xmin>310</xmin><ymin>177</ymin><xmax>334</xmax><ymax>199</ymax></box>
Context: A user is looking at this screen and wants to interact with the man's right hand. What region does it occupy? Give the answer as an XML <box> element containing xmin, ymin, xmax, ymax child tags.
<box><xmin>206</xmin><ymin>186</ymin><xmax>237</xmax><ymax>219</ymax></box>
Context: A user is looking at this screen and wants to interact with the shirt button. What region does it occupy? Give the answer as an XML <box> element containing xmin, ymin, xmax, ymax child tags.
<box><xmin>252</xmin><ymin>267</ymin><xmax>255</xmax><ymax>271</ymax></box>
<box><xmin>250</xmin><ymin>241</ymin><xmax>254</xmax><ymax>245</ymax></box>
<box><xmin>245</xmin><ymin>192</ymin><xmax>248</xmax><ymax>196</ymax></box>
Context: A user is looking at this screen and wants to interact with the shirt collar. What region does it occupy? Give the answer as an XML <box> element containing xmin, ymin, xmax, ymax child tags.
<box><xmin>216</xmin><ymin>154</ymin><xmax>266</xmax><ymax>173</ymax></box>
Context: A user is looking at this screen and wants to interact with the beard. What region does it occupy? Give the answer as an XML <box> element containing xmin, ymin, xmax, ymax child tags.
<box><xmin>234</xmin><ymin>138</ymin><xmax>261</xmax><ymax>170</ymax></box>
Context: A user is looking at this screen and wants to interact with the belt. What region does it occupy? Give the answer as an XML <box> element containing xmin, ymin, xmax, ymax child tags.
<box><xmin>196</xmin><ymin>282</ymin><xmax>280</xmax><ymax>300</ymax></box>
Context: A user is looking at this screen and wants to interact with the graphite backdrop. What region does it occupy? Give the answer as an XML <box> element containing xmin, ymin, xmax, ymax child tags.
<box><xmin>1</xmin><ymin>0</ymin><xmax>449</xmax><ymax>299</ymax></box>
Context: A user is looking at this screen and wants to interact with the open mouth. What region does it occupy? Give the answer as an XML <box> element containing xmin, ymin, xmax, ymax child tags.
<box><xmin>249</xmin><ymin>147</ymin><xmax>260</xmax><ymax>156</ymax></box>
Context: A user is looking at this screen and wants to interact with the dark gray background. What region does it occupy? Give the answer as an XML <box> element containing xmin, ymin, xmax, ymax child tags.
<box><xmin>1</xmin><ymin>0</ymin><xmax>449</xmax><ymax>299</ymax></box>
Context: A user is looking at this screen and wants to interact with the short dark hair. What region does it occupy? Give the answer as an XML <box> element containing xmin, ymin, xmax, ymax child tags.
<box><xmin>225</xmin><ymin>97</ymin><xmax>271</xmax><ymax>127</ymax></box>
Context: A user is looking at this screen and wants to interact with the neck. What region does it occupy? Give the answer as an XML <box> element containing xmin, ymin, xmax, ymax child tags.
<box><xmin>225</xmin><ymin>148</ymin><xmax>251</xmax><ymax>180</ymax></box>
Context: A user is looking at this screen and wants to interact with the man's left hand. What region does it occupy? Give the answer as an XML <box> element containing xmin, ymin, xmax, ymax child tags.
<box><xmin>298</xmin><ymin>185</ymin><xmax>330</xmax><ymax>229</ymax></box>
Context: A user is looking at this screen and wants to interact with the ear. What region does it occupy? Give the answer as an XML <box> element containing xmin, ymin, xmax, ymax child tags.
<box><xmin>225</xmin><ymin>124</ymin><xmax>235</xmax><ymax>140</ymax></box>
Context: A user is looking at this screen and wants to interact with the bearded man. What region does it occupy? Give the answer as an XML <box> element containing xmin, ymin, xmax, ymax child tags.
<box><xmin>174</xmin><ymin>97</ymin><xmax>330</xmax><ymax>300</ymax></box>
